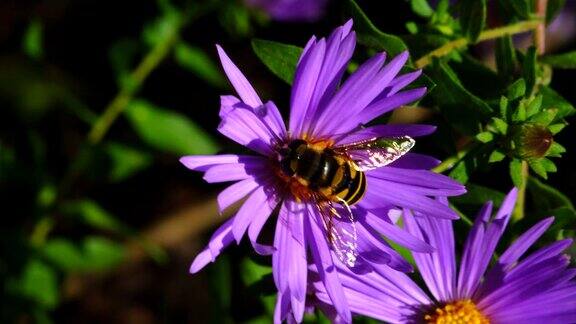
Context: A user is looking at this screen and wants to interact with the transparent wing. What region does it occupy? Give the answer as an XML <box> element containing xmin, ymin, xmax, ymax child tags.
<box><xmin>313</xmin><ymin>195</ymin><xmax>358</xmax><ymax>268</ymax></box>
<box><xmin>333</xmin><ymin>136</ymin><xmax>415</xmax><ymax>171</ymax></box>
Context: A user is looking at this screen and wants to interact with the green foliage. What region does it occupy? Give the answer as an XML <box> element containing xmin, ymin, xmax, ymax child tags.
<box><xmin>346</xmin><ymin>0</ymin><xmax>409</xmax><ymax>57</ymax></box>
<box><xmin>125</xmin><ymin>99</ymin><xmax>220</xmax><ymax>155</ymax></box>
<box><xmin>459</xmin><ymin>0</ymin><xmax>486</xmax><ymax>42</ymax></box>
<box><xmin>174</xmin><ymin>42</ymin><xmax>227</xmax><ymax>88</ymax></box>
<box><xmin>23</xmin><ymin>19</ymin><xmax>43</xmax><ymax>60</ymax></box>
<box><xmin>252</xmin><ymin>39</ymin><xmax>303</xmax><ymax>85</ymax></box>
<box><xmin>410</xmin><ymin>0</ymin><xmax>434</xmax><ymax>17</ymax></box>
<box><xmin>541</xmin><ymin>51</ymin><xmax>576</xmax><ymax>69</ymax></box>
<box><xmin>104</xmin><ymin>142</ymin><xmax>153</xmax><ymax>182</ymax></box>
<box><xmin>18</xmin><ymin>260</ymin><xmax>59</xmax><ymax>309</ymax></box>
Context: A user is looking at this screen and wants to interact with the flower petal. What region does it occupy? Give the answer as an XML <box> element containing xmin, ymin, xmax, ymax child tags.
<box><xmin>189</xmin><ymin>218</ymin><xmax>234</xmax><ymax>274</ymax></box>
<box><xmin>216</xmin><ymin>45</ymin><xmax>262</xmax><ymax>108</ymax></box>
<box><xmin>218</xmin><ymin>106</ymin><xmax>278</xmax><ymax>155</ymax></box>
<box><xmin>232</xmin><ymin>186</ymin><xmax>275</xmax><ymax>243</ymax></box>
<box><xmin>217</xmin><ymin>178</ymin><xmax>260</xmax><ymax>212</ymax></box>
<box><xmin>335</xmin><ymin>124</ymin><xmax>436</xmax><ymax>146</ymax></box>
<box><xmin>389</xmin><ymin>153</ymin><xmax>440</xmax><ymax>170</ymax></box>
<box><xmin>180</xmin><ymin>154</ymin><xmax>260</xmax><ymax>171</ymax></box>
<box><xmin>355</xmin><ymin>87</ymin><xmax>427</xmax><ymax>127</ymax></box>
<box><xmin>203</xmin><ymin>157</ymin><xmax>269</xmax><ymax>183</ymax></box>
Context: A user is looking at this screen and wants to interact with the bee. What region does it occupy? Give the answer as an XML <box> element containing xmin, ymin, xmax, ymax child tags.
<box><xmin>276</xmin><ymin>135</ymin><xmax>415</xmax><ymax>267</ymax></box>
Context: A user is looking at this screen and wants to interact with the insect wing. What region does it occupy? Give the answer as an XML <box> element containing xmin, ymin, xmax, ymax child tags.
<box><xmin>334</xmin><ymin>136</ymin><xmax>415</xmax><ymax>171</ymax></box>
<box><xmin>315</xmin><ymin>197</ymin><xmax>358</xmax><ymax>268</ymax></box>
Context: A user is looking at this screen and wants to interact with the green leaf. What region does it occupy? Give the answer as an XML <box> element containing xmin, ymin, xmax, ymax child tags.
<box><xmin>499</xmin><ymin>96</ymin><xmax>509</xmax><ymax>119</ymax></box>
<box><xmin>429</xmin><ymin>61</ymin><xmax>492</xmax><ymax>135</ymax></box>
<box><xmin>241</xmin><ymin>257</ymin><xmax>272</xmax><ymax>287</ymax></box>
<box><xmin>527</xmin><ymin>176</ymin><xmax>575</xmax><ymax>212</ymax></box>
<box><xmin>174</xmin><ymin>43</ymin><xmax>227</xmax><ymax>88</ymax></box>
<box><xmin>20</xmin><ymin>260</ymin><xmax>59</xmax><ymax>309</ymax></box>
<box><xmin>526</xmin><ymin>95</ymin><xmax>543</xmax><ymax>117</ymax></box>
<box><xmin>509</xmin><ymin>158</ymin><xmax>524</xmax><ymax>187</ymax></box>
<box><xmin>500</xmin><ymin>0</ymin><xmax>532</xmax><ymax>19</ymax></box>
<box><xmin>42</xmin><ymin>239</ymin><xmax>85</xmax><ymax>272</ymax></box>
<box><xmin>506</xmin><ymin>78</ymin><xmax>526</xmax><ymax>101</ymax></box>
<box><xmin>541</xmin><ymin>51</ymin><xmax>576</xmax><ymax>69</ymax></box>
<box><xmin>491</xmin><ymin>117</ymin><xmax>509</xmax><ymax>135</ymax></box>
<box><xmin>541</xmin><ymin>158</ymin><xmax>557</xmax><ymax>172</ymax></box>
<box><xmin>488</xmin><ymin>149</ymin><xmax>506</xmax><ymax>163</ymax></box>
<box><xmin>547</xmin><ymin>141</ymin><xmax>566</xmax><ymax>157</ymax></box>
<box><xmin>410</xmin><ymin>0</ymin><xmax>434</xmax><ymax>17</ymax></box>
<box><xmin>105</xmin><ymin>142</ymin><xmax>152</xmax><ymax>182</ymax></box>
<box><xmin>475</xmin><ymin>131</ymin><xmax>494</xmax><ymax>143</ymax></box>
<box><xmin>528</xmin><ymin>108</ymin><xmax>557</xmax><ymax>126</ymax></box>
<box><xmin>495</xmin><ymin>35</ymin><xmax>517</xmax><ymax>80</ymax></box>
<box><xmin>347</xmin><ymin>0</ymin><xmax>409</xmax><ymax>57</ymax></box>
<box><xmin>23</xmin><ymin>19</ymin><xmax>43</xmax><ymax>60</ymax></box>
<box><xmin>62</xmin><ymin>200</ymin><xmax>127</xmax><ymax>234</ymax></box>
<box><xmin>125</xmin><ymin>100</ymin><xmax>220</xmax><ymax>155</ymax></box>
<box><xmin>522</xmin><ymin>47</ymin><xmax>537</xmax><ymax>95</ymax></box>
<box><xmin>251</xmin><ymin>39</ymin><xmax>303</xmax><ymax>85</ymax></box>
<box><xmin>81</xmin><ymin>236</ymin><xmax>125</xmax><ymax>271</ymax></box>
<box><xmin>548</xmin><ymin>123</ymin><xmax>566</xmax><ymax>135</ymax></box>
<box><xmin>460</xmin><ymin>0</ymin><xmax>486</xmax><ymax>42</ymax></box>
<box><xmin>540</xmin><ymin>86</ymin><xmax>576</xmax><ymax>119</ymax></box>
<box><xmin>142</xmin><ymin>11</ymin><xmax>180</xmax><ymax>46</ymax></box>
<box><xmin>529</xmin><ymin>159</ymin><xmax>548</xmax><ymax>179</ymax></box>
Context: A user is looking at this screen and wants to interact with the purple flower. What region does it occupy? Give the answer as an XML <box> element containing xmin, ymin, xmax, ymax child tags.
<box><xmin>312</xmin><ymin>188</ymin><xmax>576</xmax><ymax>323</ymax></box>
<box><xmin>180</xmin><ymin>20</ymin><xmax>465</xmax><ymax>323</ymax></box>
<box><xmin>245</xmin><ymin>0</ymin><xmax>329</xmax><ymax>22</ymax></box>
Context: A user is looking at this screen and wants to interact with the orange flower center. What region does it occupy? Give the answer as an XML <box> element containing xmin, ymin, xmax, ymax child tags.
<box><xmin>424</xmin><ymin>300</ymin><xmax>489</xmax><ymax>324</ymax></box>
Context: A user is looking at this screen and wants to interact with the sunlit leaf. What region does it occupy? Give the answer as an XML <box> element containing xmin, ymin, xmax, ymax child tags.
<box><xmin>125</xmin><ymin>99</ymin><xmax>220</xmax><ymax>155</ymax></box>
<box><xmin>509</xmin><ymin>158</ymin><xmax>524</xmax><ymax>187</ymax></box>
<box><xmin>252</xmin><ymin>39</ymin><xmax>302</xmax><ymax>85</ymax></box>
<box><xmin>81</xmin><ymin>236</ymin><xmax>125</xmax><ymax>271</ymax></box>
<box><xmin>410</xmin><ymin>0</ymin><xmax>434</xmax><ymax>17</ymax></box>
<box><xmin>42</xmin><ymin>239</ymin><xmax>85</xmax><ymax>272</ymax></box>
<box><xmin>20</xmin><ymin>259</ymin><xmax>59</xmax><ymax>309</ymax></box>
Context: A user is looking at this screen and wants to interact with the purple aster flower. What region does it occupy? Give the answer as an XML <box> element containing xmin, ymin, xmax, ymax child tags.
<box><xmin>245</xmin><ymin>0</ymin><xmax>329</xmax><ymax>22</ymax></box>
<box><xmin>180</xmin><ymin>20</ymin><xmax>465</xmax><ymax>323</ymax></box>
<box><xmin>311</xmin><ymin>188</ymin><xmax>576</xmax><ymax>323</ymax></box>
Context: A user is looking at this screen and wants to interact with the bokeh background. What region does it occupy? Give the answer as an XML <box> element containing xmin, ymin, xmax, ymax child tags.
<box><xmin>1</xmin><ymin>0</ymin><xmax>575</xmax><ymax>323</ymax></box>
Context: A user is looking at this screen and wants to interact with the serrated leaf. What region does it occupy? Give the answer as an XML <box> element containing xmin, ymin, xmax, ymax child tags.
<box><xmin>429</xmin><ymin>61</ymin><xmax>492</xmax><ymax>135</ymax></box>
<box><xmin>541</xmin><ymin>51</ymin><xmax>576</xmax><ymax>69</ymax></box>
<box><xmin>506</xmin><ymin>78</ymin><xmax>526</xmax><ymax>101</ymax></box>
<box><xmin>347</xmin><ymin>0</ymin><xmax>409</xmax><ymax>57</ymax></box>
<box><xmin>509</xmin><ymin>158</ymin><xmax>524</xmax><ymax>187</ymax></box>
<box><xmin>251</xmin><ymin>39</ymin><xmax>302</xmax><ymax>85</ymax></box>
<box><xmin>489</xmin><ymin>149</ymin><xmax>506</xmax><ymax>163</ymax></box>
<box><xmin>522</xmin><ymin>47</ymin><xmax>537</xmax><ymax>95</ymax></box>
<box><xmin>105</xmin><ymin>142</ymin><xmax>152</xmax><ymax>182</ymax></box>
<box><xmin>174</xmin><ymin>42</ymin><xmax>227</xmax><ymax>88</ymax></box>
<box><xmin>410</xmin><ymin>0</ymin><xmax>434</xmax><ymax>17</ymax></box>
<box><xmin>495</xmin><ymin>35</ymin><xmax>517</xmax><ymax>80</ymax></box>
<box><xmin>125</xmin><ymin>100</ymin><xmax>219</xmax><ymax>155</ymax></box>
<box><xmin>540</xmin><ymin>86</ymin><xmax>576</xmax><ymax>119</ymax></box>
<box><xmin>42</xmin><ymin>239</ymin><xmax>85</xmax><ymax>272</ymax></box>
<box><xmin>529</xmin><ymin>159</ymin><xmax>548</xmax><ymax>179</ymax></box>
<box><xmin>460</xmin><ymin>0</ymin><xmax>486</xmax><ymax>42</ymax></box>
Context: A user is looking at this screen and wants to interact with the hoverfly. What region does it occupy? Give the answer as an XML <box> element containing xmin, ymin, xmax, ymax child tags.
<box><xmin>276</xmin><ymin>135</ymin><xmax>415</xmax><ymax>267</ymax></box>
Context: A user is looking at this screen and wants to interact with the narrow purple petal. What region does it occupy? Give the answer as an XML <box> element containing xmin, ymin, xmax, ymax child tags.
<box><xmin>217</xmin><ymin>178</ymin><xmax>260</xmax><ymax>212</ymax></box>
<box><xmin>355</xmin><ymin>87</ymin><xmax>427</xmax><ymax>127</ymax></box>
<box><xmin>190</xmin><ymin>218</ymin><xmax>235</xmax><ymax>273</ymax></box>
<box><xmin>216</xmin><ymin>45</ymin><xmax>262</xmax><ymax>108</ymax></box>
<box><xmin>499</xmin><ymin>216</ymin><xmax>555</xmax><ymax>266</ymax></box>
<box><xmin>202</xmin><ymin>157</ymin><xmax>268</xmax><ymax>183</ymax></box>
<box><xmin>367</xmin><ymin>167</ymin><xmax>466</xmax><ymax>195</ymax></box>
<box><xmin>389</xmin><ymin>153</ymin><xmax>440</xmax><ymax>170</ymax></box>
<box><xmin>219</xmin><ymin>95</ymin><xmax>240</xmax><ymax>118</ymax></box>
<box><xmin>382</xmin><ymin>69</ymin><xmax>423</xmax><ymax>97</ymax></box>
<box><xmin>180</xmin><ymin>154</ymin><xmax>260</xmax><ymax>171</ymax></box>
<box><xmin>232</xmin><ymin>186</ymin><xmax>274</xmax><ymax>242</ymax></box>
<box><xmin>248</xmin><ymin>190</ymin><xmax>280</xmax><ymax>255</ymax></box>
<box><xmin>305</xmin><ymin>206</ymin><xmax>351</xmax><ymax>323</ymax></box>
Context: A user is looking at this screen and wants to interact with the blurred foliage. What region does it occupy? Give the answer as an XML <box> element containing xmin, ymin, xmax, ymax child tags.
<box><xmin>0</xmin><ymin>0</ymin><xmax>575</xmax><ymax>322</ymax></box>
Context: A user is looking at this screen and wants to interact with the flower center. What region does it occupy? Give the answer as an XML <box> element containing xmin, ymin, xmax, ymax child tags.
<box><xmin>424</xmin><ymin>300</ymin><xmax>489</xmax><ymax>324</ymax></box>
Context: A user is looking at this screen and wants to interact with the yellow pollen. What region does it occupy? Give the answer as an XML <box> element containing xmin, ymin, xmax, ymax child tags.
<box><xmin>424</xmin><ymin>300</ymin><xmax>489</xmax><ymax>324</ymax></box>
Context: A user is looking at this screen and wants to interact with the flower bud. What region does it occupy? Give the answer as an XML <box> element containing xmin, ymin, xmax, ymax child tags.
<box><xmin>510</xmin><ymin>123</ymin><xmax>553</xmax><ymax>159</ymax></box>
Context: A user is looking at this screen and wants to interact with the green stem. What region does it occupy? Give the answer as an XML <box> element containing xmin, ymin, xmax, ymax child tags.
<box><xmin>415</xmin><ymin>20</ymin><xmax>542</xmax><ymax>68</ymax></box>
<box><xmin>512</xmin><ymin>160</ymin><xmax>529</xmax><ymax>221</ymax></box>
<box><xmin>432</xmin><ymin>144</ymin><xmax>474</xmax><ymax>174</ymax></box>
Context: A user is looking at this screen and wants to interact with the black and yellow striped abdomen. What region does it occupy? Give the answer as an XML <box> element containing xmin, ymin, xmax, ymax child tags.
<box><xmin>279</xmin><ymin>140</ymin><xmax>366</xmax><ymax>206</ymax></box>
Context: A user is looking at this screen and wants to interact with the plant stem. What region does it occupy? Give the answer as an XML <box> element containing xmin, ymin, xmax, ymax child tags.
<box><xmin>535</xmin><ymin>0</ymin><xmax>548</xmax><ymax>55</ymax></box>
<box><xmin>432</xmin><ymin>144</ymin><xmax>474</xmax><ymax>174</ymax></box>
<box><xmin>415</xmin><ymin>20</ymin><xmax>542</xmax><ymax>68</ymax></box>
<box><xmin>512</xmin><ymin>160</ymin><xmax>529</xmax><ymax>221</ymax></box>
